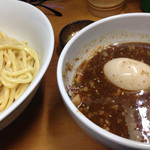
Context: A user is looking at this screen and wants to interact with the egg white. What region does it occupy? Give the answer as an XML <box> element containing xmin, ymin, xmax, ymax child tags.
<box><xmin>103</xmin><ymin>58</ymin><xmax>150</xmax><ymax>91</ymax></box>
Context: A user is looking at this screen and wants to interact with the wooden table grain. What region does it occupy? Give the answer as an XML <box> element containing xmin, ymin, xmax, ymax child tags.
<box><xmin>0</xmin><ymin>0</ymin><xmax>142</xmax><ymax>150</ymax></box>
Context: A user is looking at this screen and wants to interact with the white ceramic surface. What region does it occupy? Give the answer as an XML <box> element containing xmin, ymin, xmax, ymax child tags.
<box><xmin>57</xmin><ymin>13</ymin><xmax>150</xmax><ymax>150</ymax></box>
<box><xmin>0</xmin><ymin>0</ymin><xmax>54</xmax><ymax>130</ymax></box>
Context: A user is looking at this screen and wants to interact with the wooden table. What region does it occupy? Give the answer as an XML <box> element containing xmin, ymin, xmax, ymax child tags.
<box><xmin>0</xmin><ymin>0</ymin><xmax>142</xmax><ymax>150</ymax></box>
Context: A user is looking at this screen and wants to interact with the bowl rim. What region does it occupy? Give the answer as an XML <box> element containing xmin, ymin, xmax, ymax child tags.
<box><xmin>57</xmin><ymin>13</ymin><xmax>150</xmax><ymax>149</ymax></box>
<box><xmin>0</xmin><ymin>0</ymin><xmax>54</xmax><ymax>122</ymax></box>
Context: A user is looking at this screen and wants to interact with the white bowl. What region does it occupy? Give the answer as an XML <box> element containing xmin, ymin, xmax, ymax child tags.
<box><xmin>0</xmin><ymin>0</ymin><xmax>54</xmax><ymax>130</ymax></box>
<box><xmin>57</xmin><ymin>13</ymin><xmax>150</xmax><ymax>150</ymax></box>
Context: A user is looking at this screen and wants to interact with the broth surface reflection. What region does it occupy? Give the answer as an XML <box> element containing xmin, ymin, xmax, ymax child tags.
<box><xmin>71</xmin><ymin>42</ymin><xmax>150</xmax><ymax>143</ymax></box>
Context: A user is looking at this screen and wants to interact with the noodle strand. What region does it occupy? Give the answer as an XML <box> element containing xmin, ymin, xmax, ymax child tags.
<box><xmin>0</xmin><ymin>32</ymin><xmax>40</xmax><ymax>113</ymax></box>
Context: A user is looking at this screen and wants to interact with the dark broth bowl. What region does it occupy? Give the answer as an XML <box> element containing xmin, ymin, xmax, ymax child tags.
<box><xmin>59</xmin><ymin>20</ymin><xmax>94</xmax><ymax>48</ymax></box>
<box><xmin>57</xmin><ymin>13</ymin><xmax>150</xmax><ymax>150</ymax></box>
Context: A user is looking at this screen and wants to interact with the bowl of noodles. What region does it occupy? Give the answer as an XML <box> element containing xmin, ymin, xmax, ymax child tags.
<box><xmin>0</xmin><ymin>0</ymin><xmax>54</xmax><ymax>130</ymax></box>
<box><xmin>57</xmin><ymin>13</ymin><xmax>150</xmax><ymax>149</ymax></box>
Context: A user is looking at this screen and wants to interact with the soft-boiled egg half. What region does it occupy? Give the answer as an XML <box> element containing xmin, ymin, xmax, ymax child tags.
<box><xmin>103</xmin><ymin>58</ymin><xmax>150</xmax><ymax>91</ymax></box>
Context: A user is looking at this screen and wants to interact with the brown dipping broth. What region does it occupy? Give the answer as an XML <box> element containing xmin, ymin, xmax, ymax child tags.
<box><xmin>71</xmin><ymin>42</ymin><xmax>150</xmax><ymax>143</ymax></box>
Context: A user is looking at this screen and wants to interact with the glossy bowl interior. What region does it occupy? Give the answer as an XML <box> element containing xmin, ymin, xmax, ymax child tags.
<box><xmin>0</xmin><ymin>0</ymin><xmax>54</xmax><ymax>130</ymax></box>
<box><xmin>57</xmin><ymin>13</ymin><xmax>150</xmax><ymax>150</ymax></box>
